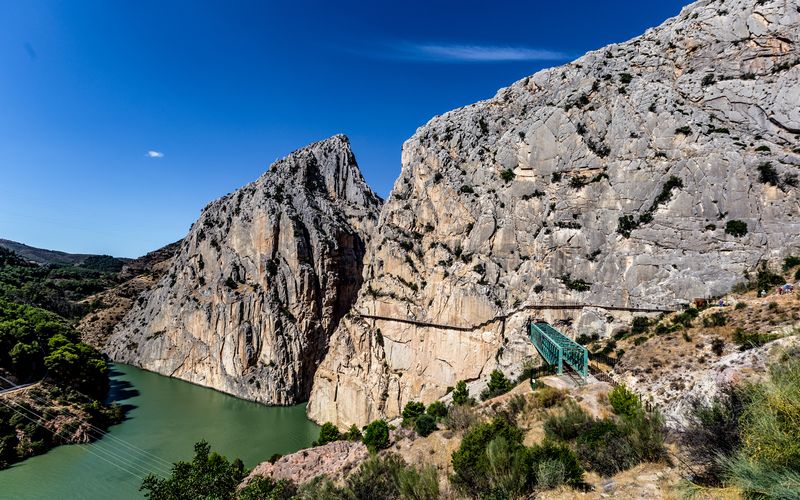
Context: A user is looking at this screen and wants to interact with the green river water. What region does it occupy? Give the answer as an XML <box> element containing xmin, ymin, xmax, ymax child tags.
<box><xmin>0</xmin><ymin>364</ymin><xmax>320</xmax><ymax>499</ymax></box>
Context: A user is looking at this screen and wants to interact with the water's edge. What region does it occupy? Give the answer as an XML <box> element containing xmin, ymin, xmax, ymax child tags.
<box><xmin>0</xmin><ymin>364</ymin><xmax>319</xmax><ymax>500</ymax></box>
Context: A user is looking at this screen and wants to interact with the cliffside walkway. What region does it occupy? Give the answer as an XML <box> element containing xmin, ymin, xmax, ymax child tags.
<box><xmin>359</xmin><ymin>301</ymin><xmax>677</xmax><ymax>332</ymax></box>
<box><xmin>529</xmin><ymin>321</ymin><xmax>589</xmax><ymax>378</ymax></box>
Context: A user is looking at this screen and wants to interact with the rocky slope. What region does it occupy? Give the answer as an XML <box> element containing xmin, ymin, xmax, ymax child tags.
<box><xmin>78</xmin><ymin>241</ymin><xmax>180</xmax><ymax>348</ymax></box>
<box><xmin>308</xmin><ymin>0</ymin><xmax>800</xmax><ymax>426</ymax></box>
<box><xmin>106</xmin><ymin>135</ymin><xmax>381</xmax><ymax>404</ymax></box>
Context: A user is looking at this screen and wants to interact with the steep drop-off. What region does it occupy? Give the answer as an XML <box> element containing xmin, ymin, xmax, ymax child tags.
<box><xmin>308</xmin><ymin>0</ymin><xmax>800</xmax><ymax>426</ymax></box>
<box><xmin>107</xmin><ymin>135</ymin><xmax>382</xmax><ymax>404</ymax></box>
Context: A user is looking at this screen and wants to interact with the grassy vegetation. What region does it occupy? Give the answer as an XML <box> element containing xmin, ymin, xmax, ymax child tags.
<box><xmin>684</xmin><ymin>347</ymin><xmax>800</xmax><ymax>497</ymax></box>
<box><xmin>544</xmin><ymin>386</ymin><xmax>667</xmax><ymax>477</ymax></box>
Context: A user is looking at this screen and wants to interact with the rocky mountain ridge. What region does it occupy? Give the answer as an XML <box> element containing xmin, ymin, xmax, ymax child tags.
<box><xmin>308</xmin><ymin>0</ymin><xmax>800</xmax><ymax>426</ymax></box>
<box><xmin>106</xmin><ymin>135</ymin><xmax>382</xmax><ymax>404</ymax></box>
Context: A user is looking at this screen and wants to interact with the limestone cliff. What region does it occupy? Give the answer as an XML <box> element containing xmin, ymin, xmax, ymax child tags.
<box><xmin>78</xmin><ymin>241</ymin><xmax>180</xmax><ymax>348</ymax></box>
<box><xmin>106</xmin><ymin>135</ymin><xmax>382</xmax><ymax>404</ymax></box>
<box><xmin>308</xmin><ymin>0</ymin><xmax>800</xmax><ymax>426</ymax></box>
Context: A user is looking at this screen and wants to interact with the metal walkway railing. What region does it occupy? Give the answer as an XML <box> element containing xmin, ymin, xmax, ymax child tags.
<box><xmin>529</xmin><ymin>321</ymin><xmax>589</xmax><ymax>378</ymax></box>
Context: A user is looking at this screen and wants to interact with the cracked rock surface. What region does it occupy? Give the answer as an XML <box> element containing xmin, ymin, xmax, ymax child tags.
<box><xmin>106</xmin><ymin>135</ymin><xmax>382</xmax><ymax>404</ymax></box>
<box><xmin>308</xmin><ymin>0</ymin><xmax>800</xmax><ymax>427</ymax></box>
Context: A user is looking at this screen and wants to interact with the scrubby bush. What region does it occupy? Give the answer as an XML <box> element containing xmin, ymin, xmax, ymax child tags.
<box><xmin>631</xmin><ymin>316</ymin><xmax>651</xmax><ymax>335</ymax></box>
<box><xmin>711</xmin><ymin>338</ymin><xmax>725</xmax><ymax>356</ymax></box>
<box><xmin>684</xmin><ymin>349</ymin><xmax>800</xmax><ymax>497</ymax></box>
<box><xmin>500</xmin><ymin>169</ymin><xmax>516</xmax><ymax>183</ymax></box>
<box><xmin>703</xmin><ymin>312</ymin><xmax>727</xmax><ymax>328</ymax></box>
<box><xmin>140</xmin><ymin>441</ymin><xmax>248</xmax><ymax>499</ymax></box>
<box><xmin>757</xmin><ymin>161</ymin><xmax>780</xmax><ymax>186</ymax></box>
<box><xmin>481</xmin><ymin>369</ymin><xmax>514</xmax><ymax>400</ymax></box>
<box><xmin>451</xmin><ymin>416</ymin><xmax>525</xmax><ymax>495</ymax></box>
<box><xmin>444</xmin><ymin>404</ymin><xmax>479</xmax><ymax>431</ymax></box>
<box><xmin>529</xmin><ymin>440</ymin><xmax>584</xmax><ymax>488</ymax></box>
<box><xmin>314</xmin><ymin>422</ymin><xmax>342</xmax><ymax>447</ymax></box>
<box><xmin>345</xmin><ymin>424</ymin><xmax>363</xmax><ymax>442</ymax></box>
<box><xmin>362</xmin><ymin>420</ymin><xmax>389</xmax><ymax>452</ymax></box>
<box><xmin>239</xmin><ymin>475</ymin><xmax>296</xmax><ymax>500</ymax></box>
<box><xmin>401</xmin><ymin>401</ymin><xmax>425</xmax><ymax>426</ymax></box>
<box><xmin>782</xmin><ymin>255</ymin><xmax>800</xmax><ymax>271</ymax></box>
<box><xmin>732</xmin><ymin>329</ymin><xmax>780</xmax><ymax>350</ymax></box>
<box><xmin>532</xmin><ymin>386</ymin><xmax>565</xmax><ymax>409</ymax></box>
<box><xmin>544</xmin><ymin>395</ymin><xmax>666</xmax><ymax>477</ymax></box>
<box><xmin>451</xmin><ymin>380</ymin><xmax>473</xmax><ymax>406</ymax></box>
<box><xmin>426</xmin><ymin>401</ymin><xmax>447</xmax><ymax>419</ymax></box>
<box><xmin>414</xmin><ymin>414</ymin><xmax>437</xmax><ymax>437</ymax></box>
<box><xmin>544</xmin><ymin>400</ymin><xmax>593</xmax><ymax>441</ymax></box>
<box><xmin>725</xmin><ymin>220</ymin><xmax>748</xmax><ymax>237</ymax></box>
<box><xmin>608</xmin><ymin>385</ymin><xmax>642</xmax><ymax>418</ymax></box>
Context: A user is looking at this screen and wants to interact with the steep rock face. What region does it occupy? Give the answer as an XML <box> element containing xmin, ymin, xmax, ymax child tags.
<box><xmin>78</xmin><ymin>241</ymin><xmax>180</xmax><ymax>348</ymax></box>
<box><xmin>308</xmin><ymin>0</ymin><xmax>800</xmax><ymax>426</ymax></box>
<box><xmin>107</xmin><ymin>135</ymin><xmax>381</xmax><ymax>404</ymax></box>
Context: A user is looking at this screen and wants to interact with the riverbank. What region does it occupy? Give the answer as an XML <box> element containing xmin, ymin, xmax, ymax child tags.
<box><xmin>0</xmin><ymin>364</ymin><xmax>319</xmax><ymax>499</ymax></box>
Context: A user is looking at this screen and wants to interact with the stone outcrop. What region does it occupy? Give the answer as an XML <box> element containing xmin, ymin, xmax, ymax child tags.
<box><xmin>308</xmin><ymin>0</ymin><xmax>800</xmax><ymax>427</ymax></box>
<box><xmin>106</xmin><ymin>135</ymin><xmax>382</xmax><ymax>404</ymax></box>
<box><xmin>78</xmin><ymin>241</ymin><xmax>180</xmax><ymax>348</ymax></box>
<box><xmin>244</xmin><ymin>440</ymin><xmax>369</xmax><ymax>486</ymax></box>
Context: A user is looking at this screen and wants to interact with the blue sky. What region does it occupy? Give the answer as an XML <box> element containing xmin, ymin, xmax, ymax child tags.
<box><xmin>0</xmin><ymin>0</ymin><xmax>687</xmax><ymax>257</ymax></box>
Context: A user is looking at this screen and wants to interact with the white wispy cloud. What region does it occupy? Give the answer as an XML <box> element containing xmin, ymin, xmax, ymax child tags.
<box><xmin>145</xmin><ymin>150</ymin><xmax>164</xmax><ymax>159</ymax></box>
<box><xmin>381</xmin><ymin>42</ymin><xmax>570</xmax><ymax>63</ymax></box>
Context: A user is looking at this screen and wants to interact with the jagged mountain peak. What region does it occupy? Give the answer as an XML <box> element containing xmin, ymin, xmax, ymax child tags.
<box><xmin>106</xmin><ymin>137</ymin><xmax>382</xmax><ymax>405</ymax></box>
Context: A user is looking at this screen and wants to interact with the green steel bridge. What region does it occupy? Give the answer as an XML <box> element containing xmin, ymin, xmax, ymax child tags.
<box><xmin>529</xmin><ymin>321</ymin><xmax>589</xmax><ymax>378</ymax></box>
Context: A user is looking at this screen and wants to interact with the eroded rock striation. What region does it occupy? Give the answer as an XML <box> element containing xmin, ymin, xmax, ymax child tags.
<box><xmin>308</xmin><ymin>0</ymin><xmax>800</xmax><ymax>426</ymax></box>
<box><xmin>78</xmin><ymin>241</ymin><xmax>180</xmax><ymax>348</ymax></box>
<box><xmin>107</xmin><ymin>135</ymin><xmax>381</xmax><ymax>404</ymax></box>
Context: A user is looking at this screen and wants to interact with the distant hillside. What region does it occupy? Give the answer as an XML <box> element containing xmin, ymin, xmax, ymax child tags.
<box><xmin>0</xmin><ymin>238</ymin><xmax>129</xmax><ymax>271</ymax></box>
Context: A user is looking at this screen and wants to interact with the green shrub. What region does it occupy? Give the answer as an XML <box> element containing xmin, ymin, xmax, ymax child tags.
<box><xmin>426</xmin><ymin>401</ymin><xmax>448</xmax><ymax>419</ymax></box>
<box><xmin>414</xmin><ymin>414</ymin><xmax>437</xmax><ymax>437</ymax></box>
<box><xmin>314</xmin><ymin>422</ymin><xmax>342</xmax><ymax>447</ymax></box>
<box><xmin>451</xmin><ymin>416</ymin><xmax>525</xmax><ymax>495</ymax></box>
<box><xmin>686</xmin><ymin>351</ymin><xmax>800</xmax><ymax>496</ymax></box>
<box><xmin>346</xmin><ymin>453</ymin><xmax>406</xmax><ymax>500</ymax></box>
<box><xmin>395</xmin><ymin>462</ymin><xmax>439</xmax><ymax>500</ymax></box>
<box><xmin>500</xmin><ymin>169</ymin><xmax>516</xmax><ymax>183</ymax></box>
<box><xmin>703</xmin><ymin>312</ymin><xmax>728</xmax><ymax>328</ymax></box>
<box><xmin>140</xmin><ymin>441</ymin><xmax>246</xmax><ymax>499</ymax></box>
<box><xmin>560</xmin><ymin>274</ymin><xmax>592</xmax><ymax>292</ymax></box>
<box><xmin>711</xmin><ymin>338</ymin><xmax>725</xmax><ymax>356</ymax></box>
<box><xmin>401</xmin><ymin>401</ymin><xmax>425</xmax><ymax>426</ymax></box>
<box><xmin>631</xmin><ymin>316</ymin><xmax>650</xmax><ymax>335</ymax></box>
<box><xmin>575</xmin><ymin>419</ymin><xmax>634</xmax><ymax>475</ymax></box>
<box><xmin>732</xmin><ymin>329</ymin><xmax>780</xmax><ymax>350</ymax></box>
<box><xmin>345</xmin><ymin>424</ymin><xmax>363</xmax><ymax>442</ymax></box>
<box><xmin>543</xmin><ymin>399</ymin><xmax>593</xmax><ymax>441</ymax></box>
<box><xmin>782</xmin><ymin>256</ymin><xmax>800</xmax><ymax>271</ymax></box>
<box><xmin>451</xmin><ymin>380</ymin><xmax>472</xmax><ymax>406</ymax></box>
<box><xmin>608</xmin><ymin>385</ymin><xmax>642</xmax><ymax>418</ymax></box>
<box><xmin>528</xmin><ymin>440</ymin><xmax>584</xmax><ymax>488</ymax></box>
<box><xmin>532</xmin><ymin>386</ymin><xmax>565</xmax><ymax>409</ymax></box>
<box><xmin>725</xmin><ymin>220</ymin><xmax>748</xmax><ymax>237</ymax></box>
<box><xmin>239</xmin><ymin>475</ymin><xmax>296</xmax><ymax>500</ymax></box>
<box><xmin>757</xmin><ymin>162</ymin><xmax>780</xmax><ymax>186</ymax></box>
<box><xmin>617</xmin><ymin>214</ymin><xmax>640</xmax><ymax>238</ymax></box>
<box><xmin>362</xmin><ymin>420</ymin><xmax>390</xmax><ymax>452</ymax></box>
<box><xmin>481</xmin><ymin>369</ymin><xmax>514</xmax><ymax>400</ymax></box>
